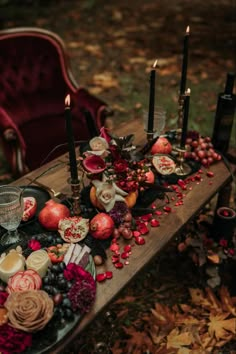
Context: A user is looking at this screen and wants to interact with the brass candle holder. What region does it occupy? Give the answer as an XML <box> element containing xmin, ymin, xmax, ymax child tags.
<box><xmin>69</xmin><ymin>179</ymin><xmax>81</xmax><ymax>216</ymax></box>
<box><xmin>146</xmin><ymin>131</ymin><xmax>155</xmax><ymax>143</ymax></box>
<box><xmin>176</xmin><ymin>93</ymin><xmax>186</xmax><ymax>146</ymax></box>
<box><xmin>174</xmin><ymin>146</ymin><xmax>191</xmax><ymax>176</ymax></box>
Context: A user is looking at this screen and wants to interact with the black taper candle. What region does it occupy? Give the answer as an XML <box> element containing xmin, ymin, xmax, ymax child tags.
<box><xmin>180</xmin><ymin>88</ymin><xmax>191</xmax><ymax>148</ymax></box>
<box><xmin>180</xmin><ymin>26</ymin><xmax>190</xmax><ymax>95</ymax></box>
<box><xmin>65</xmin><ymin>94</ymin><xmax>79</xmax><ymax>183</ymax></box>
<box><xmin>147</xmin><ymin>59</ymin><xmax>158</xmax><ymax>132</ymax></box>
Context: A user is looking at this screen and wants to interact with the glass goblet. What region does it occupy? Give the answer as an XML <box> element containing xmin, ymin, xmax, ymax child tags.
<box><xmin>0</xmin><ymin>185</ymin><xmax>25</xmax><ymax>246</ymax></box>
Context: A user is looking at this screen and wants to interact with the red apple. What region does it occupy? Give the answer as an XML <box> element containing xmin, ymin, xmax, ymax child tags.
<box><xmin>151</xmin><ymin>137</ymin><xmax>172</xmax><ymax>155</ymax></box>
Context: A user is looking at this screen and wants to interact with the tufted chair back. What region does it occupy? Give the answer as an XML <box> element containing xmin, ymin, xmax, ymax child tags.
<box><xmin>0</xmin><ymin>27</ymin><xmax>112</xmax><ymax>176</ymax></box>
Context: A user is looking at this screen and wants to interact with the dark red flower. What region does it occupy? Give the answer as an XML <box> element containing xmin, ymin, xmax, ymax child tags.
<box><xmin>64</xmin><ymin>263</ymin><xmax>95</xmax><ymax>283</ymax></box>
<box><xmin>114</xmin><ymin>159</ymin><xmax>129</xmax><ymax>173</ymax></box>
<box><xmin>0</xmin><ymin>291</ymin><xmax>9</xmax><ymax>306</ymax></box>
<box><xmin>0</xmin><ymin>323</ymin><xmax>32</xmax><ymax>353</ymax></box>
<box><xmin>68</xmin><ymin>277</ymin><xmax>96</xmax><ymax>313</ymax></box>
<box><xmin>219</xmin><ymin>238</ymin><xmax>228</xmax><ymax>248</ymax></box>
<box><xmin>109</xmin><ymin>145</ymin><xmax>121</xmax><ymax>160</ymax></box>
<box><xmin>28</xmin><ymin>239</ymin><xmax>41</xmax><ymax>251</ymax></box>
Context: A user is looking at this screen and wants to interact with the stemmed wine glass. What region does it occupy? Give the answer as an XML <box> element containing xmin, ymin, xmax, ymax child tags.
<box><xmin>143</xmin><ymin>106</ymin><xmax>167</xmax><ymax>137</ymax></box>
<box><xmin>0</xmin><ymin>185</ymin><xmax>25</xmax><ymax>246</ymax></box>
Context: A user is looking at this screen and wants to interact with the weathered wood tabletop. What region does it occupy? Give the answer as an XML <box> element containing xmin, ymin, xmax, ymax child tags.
<box><xmin>11</xmin><ymin>119</ymin><xmax>233</xmax><ymax>353</ymax></box>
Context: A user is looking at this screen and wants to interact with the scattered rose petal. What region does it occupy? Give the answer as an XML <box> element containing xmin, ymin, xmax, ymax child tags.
<box><xmin>206</xmin><ymin>171</ymin><xmax>214</xmax><ymax>177</ymax></box>
<box><xmin>132</xmin><ymin>230</ymin><xmax>141</xmax><ymax>237</ymax></box>
<box><xmin>163</xmin><ymin>206</ymin><xmax>171</xmax><ymax>213</ymax></box>
<box><xmin>110</xmin><ymin>243</ymin><xmax>119</xmax><ymax>252</ymax></box>
<box><xmin>124</xmin><ymin>245</ymin><xmax>132</xmax><ymax>252</ymax></box>
<box><xmin>140</xmin><ymin>213</ymin><xmax>153</xmax><ymax>221</ymax></box>
<box><xmin>105</xmin><ymin>271</ymin><xmax>113</xmax><ymax>279</ymax></box>
<box><xmin>121</xmin><ymin>252</ymin><xmax>129</xmax><ymax>259</ymax></box>
<box><xmin>154</xmin><ymin>210</ymin><xmax>162</xmax><ymax>216</ymax></box>
<box><xmin>114</xmin><ymin>262</ymin><xmax>124</xmax><ymax>269</ymax></box>
<box><xmin>137</xmin><ymin>223</ymin><xmax>149</xmax><ymax>235</ymax></box>
<box><xmin>111</xmin><ymin>255</ymin><xmax>120</xmax><ymax>263</ymax></box>
<box><xmin>96</xmin><ymin>273</ymin><xmax>107</xmax><ymax>282</ymax></box>
<box><xmin>135</xmin><ymin>236</ymin><xmax>145</xmax><ymax>245</ymax></box>
<box><xmin>150</xmin><ymin>219</ymin><xmax>160</xmax><ymax>227</ymax></box>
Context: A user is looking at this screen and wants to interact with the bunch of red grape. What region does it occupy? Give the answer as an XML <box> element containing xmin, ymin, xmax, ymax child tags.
<box><xmin>184</xmin><ymin>136</ymin><xmax>222</xmax><ymax>167</ymax></box>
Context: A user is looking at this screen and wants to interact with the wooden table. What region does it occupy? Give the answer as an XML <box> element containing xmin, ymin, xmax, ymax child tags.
<box><xmin>11</xmin><ymin>120</ymin><xmax>233</xmax><ymax>353</ymax></box>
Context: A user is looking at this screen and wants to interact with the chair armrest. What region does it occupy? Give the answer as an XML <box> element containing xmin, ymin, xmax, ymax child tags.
<box><xmin>74</xmin><ymin>88</ymin><xmax>114</xmax><ymax>130</ymax></box>
<box><xmin>2</xmin><ymin>128</ymin><xmax>29</xmax><ymax>177</ymax></box>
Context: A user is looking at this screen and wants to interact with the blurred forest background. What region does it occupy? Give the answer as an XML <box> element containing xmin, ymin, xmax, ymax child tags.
<box><xmin>1</xmin><ymin>0</ymin><xmax>235</xmax><ymax>137</ymax></box>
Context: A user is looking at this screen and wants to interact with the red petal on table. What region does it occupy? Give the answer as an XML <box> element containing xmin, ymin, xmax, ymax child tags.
<box><xmin>114</xmin><ymin>262</ymin><xmax>124</xmax><ymax>269</ymax></box>
<box><xmin>151</xmin><ymin>204</ymin><xmax>156</xmax><ymax>209</ymax></box>
<box><xmin>195</xmin><ymin>174</ymin><xmax>201</xmax><ymax>181</ymax></box>
<box><xmin>96</xmin><ymin>273</ymin><xmax>107</xmax><ymax>282</ymax></box>
<box><xmin>110</xmin><ymin>243</ymin><xmax>120</xmax><ymax>252</ymax></box>
<box><xmin>132</xmin><ymin>230</ymin><xmax>141</xmax><ymax>237</ymax></box>
<box><xmin>140</xmin><ymin>213</ymin><xmax>153</xmax><ymax>221</ymax></box>
<box><xmin>135</xmin><ymin>236</ymin><xmax>145</xmax><ymax>245</ymax></box>
<box><xmin>111</xmin><ymin>255</ymin><xmax>120</xmax><ymax>263</ymax></box>
<box><xmin>105</xmin><ymin>271</ymin><xmax>113</xmax><ymax>279</ymax></box>
<box><xmin>177</xmin><ymin>179</ymin><xmax>187</xmax><ymax>190</ymax></box>
<box><xmin>163</xmin><ymin>206</ymin><xmax>172</xmax><ymax>213</ymax></box>
<box><xmin>154</xmin><ymin>210</ymin><xmax>162</xmax><ymax>216</ymax></box>
<box><xmin>150</xmin><ymin>219</ymin><xmax>160</xmax><ymax>227</ymax></box>
<box><xmin>124</xmin><ymin>244</ymin><xmax>132</xmax><ymax>252</ymax></box>
<box><xmin>206</xmin><ymin>171</ymin><xmax>214</xmax><ymax>178</ymax></box>
<box><xmin>121</xmin><ymin>252</ymin><xmax>129</xmax><ymax>259</ymax></box>
<box><xmin>137</xmin><ymin>223</ymin><xmax>149</xmax><ymax>235</ymax></box>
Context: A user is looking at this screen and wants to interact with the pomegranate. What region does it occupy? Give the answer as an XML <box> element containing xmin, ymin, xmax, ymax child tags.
<box><xmin>58</xmin><ymin>216</ymin><xmax>89</xmax><ymax>242</ymax></box>
<box><xmin>22</xmin><ymin>197</ymin><xmax>37</xmax><ymax>222</ymax></box>
<box><xmin>145</xmin><ymin>169</ymin><xmax>155</xmax><ymax>184</ymax></box>
<box><xmin>38</xmin><ymin>199</ymin><xmax>70</xmax><ymax>231</ymax></box>
<box><xmin>151</xmin><ymin>137</ymin><xmax>172</xmax><ymax>155</ymax></box>
<box><xmin>90</xmin><ymin>213</ymin><xmax>114</xmax><ymax>240</ymax></box>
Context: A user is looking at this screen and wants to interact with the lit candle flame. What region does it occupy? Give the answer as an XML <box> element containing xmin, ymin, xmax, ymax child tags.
<box><xmin>65</xmin><ymin>94</ymin><xmax>71</xmax><ymax>107</ymax></box>
<box><xmin>152</xmin><ymin>59</ymin><xmax>158</xmax><ymax>69</ymax></box>
<box><xmin>186</xmin><ymin>88</ymin><xmax>191</xmax><ymax>95</ymax></box>
<box><xmin>186</xmin><ymin>26</ymin><xmax>190</xmax><ymax>35</ymax></box>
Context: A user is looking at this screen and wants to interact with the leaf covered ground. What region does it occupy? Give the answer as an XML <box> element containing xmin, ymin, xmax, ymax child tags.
<box><xmin>0</xmin><ymin>1</ymin><xmax>236</xmax><ymax>353</ymax></box>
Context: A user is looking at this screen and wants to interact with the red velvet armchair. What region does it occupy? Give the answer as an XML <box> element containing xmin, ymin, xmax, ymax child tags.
<box><xmin>0</xmin><ymin>27</ymin><xmax>113</xmax><ymax>177</ymax></box>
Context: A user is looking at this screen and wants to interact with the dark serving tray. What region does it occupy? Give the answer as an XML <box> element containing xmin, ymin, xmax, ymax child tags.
<box><xmin>0</xmin><ymin>228</ymin><xmax>96</xmax><ymax>354</ymax></box>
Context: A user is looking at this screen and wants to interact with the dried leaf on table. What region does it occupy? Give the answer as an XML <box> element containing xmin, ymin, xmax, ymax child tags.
<box><xmin>219</xmin><ymin>286</ymin><xmax>236</xmax><ymax>316</ymax></box>
<box><xmin>208</xmin><ymin>312</ymin><xmax>236</xmax><ymax>340</ymax></box>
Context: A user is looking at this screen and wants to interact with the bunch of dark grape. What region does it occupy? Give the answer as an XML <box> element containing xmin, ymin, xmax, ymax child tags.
<box><xmin>112</xmin><ymin>211</ymin><xmax>133</xmax><ymax>240</ymax></box>
<box><xmin>22</xmin><ymin>233</ymin><xmax>63</xmax><ymax>258</ymax></box>
<box><xmin>42</xmin><ymin>262</ymin><xmax>74</xmax><ymax>323</ymax></box>
<box><xmin>184</xmin><ymin>136</ymin><xmax>222</xmax><ymax>167</ymax></box>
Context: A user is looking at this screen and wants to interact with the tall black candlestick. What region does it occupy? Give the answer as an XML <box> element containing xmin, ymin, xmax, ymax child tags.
<box><xmin>65</xmin><ymin>94</ymin><xmax>79</xmax><ymax>183</ymax></box>
<box><xmin>147</xmin><ymin>59</ymin><xmax>158</xmax><ymax>132</ymax></box>
<box><xmin>180</xmin><ymin>26</ymin><xmax>190</xmax><ymax>95</ymax></box>
<box><xmin>180</xmin><ymin>88</ymin><xmax>191</xmax><ymax>148</ymax></box>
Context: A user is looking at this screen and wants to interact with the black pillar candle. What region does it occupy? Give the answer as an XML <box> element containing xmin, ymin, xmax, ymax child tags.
<box><xmin>65</xmin><ymin>94</ymin><xmax>79</xmax><ymax>184</ymax></box>
<box><xmin>180</xmin><ymin>26</ymin><xmax>190</xmax><ymax>95</ymax></box>
<box><xmin>147</xmin><ymin>59</ymin><xmax>158</xmax><ymax>132</ymax></box>
<box><xmin>180</xmin><ymin>88</ymin><xmax>191</xmax><ymax>148</ymax></box>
